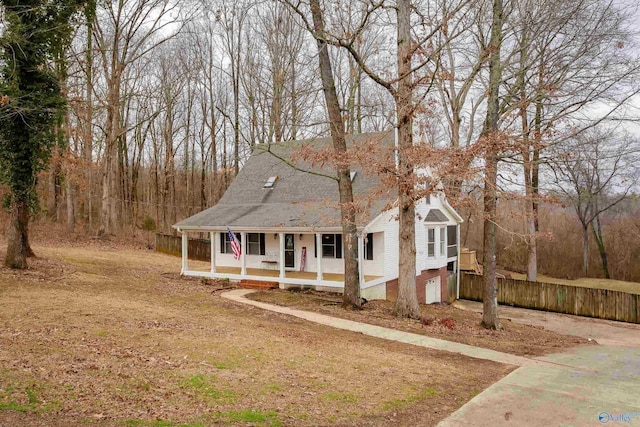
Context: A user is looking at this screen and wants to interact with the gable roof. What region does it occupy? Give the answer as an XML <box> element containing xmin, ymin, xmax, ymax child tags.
<box><xmin>424</xmin><ymin>208</ymin><xmax>449</xmax><ymax>223</ymax></box>
<box><xmin>174</xmin><ymin>132</ymin><xmax>395</xmax><ymax>231</ymax></box>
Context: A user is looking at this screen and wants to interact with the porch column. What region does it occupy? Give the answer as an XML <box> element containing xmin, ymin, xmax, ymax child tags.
<box><xmin>358</xmin><ymin>233</ymin><xmax>365</xmax><ymax>289</ymax></box>
<box><xmin>456</xmin><ymin>224</ymin><xmax>461</xmax><ymax>300</ymax></box>
<box><xmin>316</xmin><ymin>233</ymin><xmax>323</xmax><ymax>281</ymax></box>
<box><xmin>210</xmin><ymin>232</ymin><xmax>216</xmax><ymax>274</ymax></box>
<box><xmin>181</xmin><ymin>232</ymin><xmax>188</xmax><ymax>275</ymax></box>
<box><xmin>240</xmin><ymin>231</ymin><xmax>247</xmax><ymax>276</ymax></box>
<box><xmin>279</xmin><ymin>233</ymin><xmax>285</xmax><ymax>279</ymax></box>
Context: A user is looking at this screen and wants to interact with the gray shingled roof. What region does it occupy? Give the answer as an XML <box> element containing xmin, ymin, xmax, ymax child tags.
<box><xmin>174</xmin><ymin>132</ymin><xmax>395</xmax><ymax>231</ymax></box>
<box><xmin>424</xmin><ymin>208</ymin><xmax>449</xmax><ymax>223</ymax></box>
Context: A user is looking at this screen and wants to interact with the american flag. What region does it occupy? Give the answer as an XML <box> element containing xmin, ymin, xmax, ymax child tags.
<box><xmin>227</xmin><ymin>226</ymin><xmax>241</xmax><ymax>260</ymax></box>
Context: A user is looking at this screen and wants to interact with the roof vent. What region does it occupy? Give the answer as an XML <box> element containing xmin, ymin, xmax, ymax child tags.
<box><xmin>264</xmin><ymin>176</ymin><xmax>278</xmax><ymax>188</ymax></box>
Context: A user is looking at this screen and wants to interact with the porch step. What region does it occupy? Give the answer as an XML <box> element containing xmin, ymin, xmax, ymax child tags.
<box><xmin>239</xmin><ymin>280</ymin><xmax>280</xmax><ymax>290</ymax></box>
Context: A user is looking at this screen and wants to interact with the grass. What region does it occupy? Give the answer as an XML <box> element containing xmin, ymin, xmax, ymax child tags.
<box><xmin>0</xmin><ymin>401</ymin><xmax>34</xmax><ymax>413</ymax></box>
<box><xmin>507</xmin><ymin>272</ymin><xmax>640</xmax><ymax>295</ymax></box>
<box><xmin>322</xmin><ymin>392</ymin><xmax>359</xmax><ymax>403</ymax></box>
<box><xmin>382</xmin><ymin>388</ymin><xmax>439</xmax><ymax>411</ymax></box>
<box><xmin>0</xmin><ymin>241</ymin><xmax>513</xmax><ymax>426</ymax></box>
<box><xmin>215</xmin><ymin>409</ymin><xmax>281</xmax><ymax>426</ymax></box>
<box><xmin>179</xmin><ymin>375</ymin><xmax>236</xmax><ymax>403</ymax></box>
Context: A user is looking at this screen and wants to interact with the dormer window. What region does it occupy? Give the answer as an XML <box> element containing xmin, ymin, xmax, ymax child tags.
<box><xmin>264</xmin><ymin>176</ymin><xmax>278</xmax><ymax>188</ymax></box>
<box><xmin>350</xmin><ymin>171</ymin><xmax>357</xmax><ymax>182</ymax></box>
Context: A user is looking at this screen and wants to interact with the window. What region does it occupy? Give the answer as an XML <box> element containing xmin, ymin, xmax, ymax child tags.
<box><xmin>263</xmin><ymin>176</ymin><xmax>277</xmax><ymax>188</ymax></box>
<box><xmin>439</xmin><ymin>227</ymin><xmax>446</xmax><ymax>257</ymax></box>
<box><xmin>447</xmin><ymin>225</ymin><xmax>457</xmax><ymax>258</ymax></box>
<box><xmin>364</xmin><ymin>233</ymin><xmax>374</xmax><ymax>261</ymax></box>
<box><xmin>315</xmin><ymin>234</ymin><xmax>342</xmax><ymax>259</ymax></box>
<box><xmin>246</xmin><ymin>233</ymin><xmax>266</xmax><ymax>255</ymax></box>
<box><xmin>220</xmin><ymin>232</ymin><xmax>241</xmax><ymax>254</ymax></box>
<box><xmin>427</xmin><ymin>228</ymin><xmax>435</xmax><ymax>257</ymax></box>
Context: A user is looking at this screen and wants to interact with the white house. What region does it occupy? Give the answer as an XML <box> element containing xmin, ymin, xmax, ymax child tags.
<box><xmin>173</xmin><ymin>131</ymin><xmax>463</xmax><ymax>303</ymax></box>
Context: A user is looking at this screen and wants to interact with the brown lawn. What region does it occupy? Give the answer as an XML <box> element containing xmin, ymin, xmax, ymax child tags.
<box><xmin>248</xmin><ymin>290</ymin><xmax>591</xmax><ymax>357</ymax></box>
<box><xmin>0</xmin><ymin>242</ymin><xmax>512</xmax><ymax>427</ymax></box>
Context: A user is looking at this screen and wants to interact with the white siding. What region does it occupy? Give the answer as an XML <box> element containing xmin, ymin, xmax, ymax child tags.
<box><xmin>419</xmin><ymin>193</ymin><xmax>459</xmax><ymax>271</ymax></box>
<box><xmin>384</xmin><ymin>215</ymin><xmax>399</xmax><ymax>278</ymax></box>
<box><xmin>415</xmin><ymin>199</ymin><xmax>429</xmax><ymax>273</ymax></box>
<box><xmin>362</xmin><ymin>232</ymin><xmax>385</xmax><ymax>276</ymax></box>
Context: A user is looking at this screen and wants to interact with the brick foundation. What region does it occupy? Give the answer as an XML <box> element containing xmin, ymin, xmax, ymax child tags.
<box><xmin>386</xmin><ymin>266</ymin><xmax>449</xmax><ymax>303</ymax></box>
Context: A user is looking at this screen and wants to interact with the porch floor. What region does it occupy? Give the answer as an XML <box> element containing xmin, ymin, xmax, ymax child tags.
<box><xmin>214</xmin><ymin>266</ymin><xmax>381</xmax><ymax>283</ymax></box>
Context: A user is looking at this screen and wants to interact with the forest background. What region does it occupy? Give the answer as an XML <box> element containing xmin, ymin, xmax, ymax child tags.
<box><xmin>0</xmin><ymin>0</ymin><xmax>639</xmax><ymax>282</ymax></box>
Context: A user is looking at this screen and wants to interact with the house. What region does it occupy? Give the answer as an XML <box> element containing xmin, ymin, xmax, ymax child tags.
<box><xmin>173</xmin><ymin>131</ymin><xmax>463</xmax><ymax>303</ymax></box>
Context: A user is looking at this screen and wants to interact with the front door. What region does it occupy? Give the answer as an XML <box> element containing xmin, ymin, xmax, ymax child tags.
<box><xmin>284</xmin><ymin>234</ymin><xmax>295</xmax><ymax>268</ymax></box>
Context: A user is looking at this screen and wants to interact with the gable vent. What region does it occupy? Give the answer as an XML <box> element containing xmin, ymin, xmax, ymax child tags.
<box><xmin>350</xmin><ymin>171</ymin><xmax>357</xmax><ymax>182</ymax></box>
<box><xmin>264</xmin><ymin>176</ymin><xmax>278</xmax><ymax>188</ymax></box>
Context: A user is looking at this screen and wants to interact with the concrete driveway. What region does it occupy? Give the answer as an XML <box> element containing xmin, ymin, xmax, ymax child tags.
<box><xmin>439</xmin><ymin>302</ymin><xmax>640</xmax><ymax>426</ymax></box>
<box><xmin>454</xmin><ymin>300</ymin><xmax>640</xmax><ymax>348</ymax></box>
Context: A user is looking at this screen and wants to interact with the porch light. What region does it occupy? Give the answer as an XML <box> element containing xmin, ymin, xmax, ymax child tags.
<box><xmin>299</xmin><ymin>234</ymin><xmax>303</xmax><ymax>240</ymax></box>
<box><xmin>273</xmin><ymin>233</ymin><xmax>278</xmax><ymax>240</ymax></box>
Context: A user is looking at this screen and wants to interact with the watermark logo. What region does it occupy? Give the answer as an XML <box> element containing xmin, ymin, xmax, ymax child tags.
<box><xmin>598</xmin><ymin>411</ymin><xmax>640</xmax><ymax>424</ymax></box>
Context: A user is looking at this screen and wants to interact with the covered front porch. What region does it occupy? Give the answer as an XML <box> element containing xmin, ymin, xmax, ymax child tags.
<box><xmin>178</xmin><ymin>229</ymin><xmax>388</xmax><ymax>293</ymax></box>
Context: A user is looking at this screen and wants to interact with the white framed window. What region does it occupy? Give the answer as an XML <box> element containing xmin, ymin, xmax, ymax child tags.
<box><xmin>220</xmin><ymin>232</ymin><xmax>241</xmax><ymax>254</ymax></box>
<box><xmin>427</xmin><ymin>228</ymin><xmax>435</xmax><ymax>258</ymax></box>
<box><xmin>439</xmin><ymin>227</ymin><xmax>446</xmax><ymax>257</ymax></box>
<box><xmin>315</xmin><ymin>234</ymin><xmax>343</xmax><ymax>259</ymax></box>
<box><xmin>246</xmin><ymin>233</ymin><xmax>265</xmax><ymax>255</ymax></box>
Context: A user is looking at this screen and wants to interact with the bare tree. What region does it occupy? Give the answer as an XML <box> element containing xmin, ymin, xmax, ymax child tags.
<box><xmin>308</xmin><ymin>0</ymin><xmax>362</xmax><ymax>308</ymax></box>
<box><xmin>550</xmin><ymin>128</ymin><xmax>639</xmax><ymax>278</ymax></box>
<box><xmin>283</xmin><ymin>0</ymin><xmax>472</xmax><ymax>318</ymax></box>
<box><xmin>93</xmin><ymin>0</ymin><xmax>185</xmax><ymax>235</ymax></box>
<box><xmin>479</xmin><ymin>0</ymin><xmax>504</xmax><ymax>330</ymax></box>
<box><xmin>502</xmin><ymin>0</ymin><xmax>640</xmax><ymax>281</ymax></box>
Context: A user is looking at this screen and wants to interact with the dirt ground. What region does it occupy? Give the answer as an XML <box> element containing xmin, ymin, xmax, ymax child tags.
<box><xmin>0</xmin><ymin>241</ymin><xmax>513</xmax><ymax>427</ymax></box>
<box><xmin>248</xmin><ymin>290</ymin><xmax>591</xmax><ymax>357</ymax></box>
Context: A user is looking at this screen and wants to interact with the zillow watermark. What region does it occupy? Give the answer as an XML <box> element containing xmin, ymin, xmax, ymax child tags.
<box><xmin>598</xmin><ymin>411</ymin><xmax>640</xmax><ymax>424</ymax></box>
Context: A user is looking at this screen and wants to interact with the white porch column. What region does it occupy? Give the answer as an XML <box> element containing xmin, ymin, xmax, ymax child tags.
<box><xmin>210</xmin><ymin>232</ymin><xmax>216</xmax><ymax>274</ymax></box>
<box><xmin>358</xmin><ymin>233</ymin><xmax>365</xmax><ymax>289</ymax></box>
<box><xmin>240</xmin><ymin>232</ymin><xmax>247</xmax><ymax>276</ymax></box>
<box><xmin>181</xmin><ymin>232</ymin><xmax>188</xmax><ymax>274</ymax></box>
<box><xmin>316</xmin><ymin>233</ymin><xmax>323</xmax><ymax>281</ymax></box>
<box><xmin>279</xmin><ymin>233</ymin><xmax>285</xmax><ymax>279</ymax></box>
<box><xmin>456</xmin><ymin>224</ymin><xmax>461</xmax><ymax>300</ymax></box>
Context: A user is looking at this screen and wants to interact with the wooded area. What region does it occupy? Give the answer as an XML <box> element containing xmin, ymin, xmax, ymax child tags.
<box><xmin>1</xmin><ymin>0</ymin><xmax>639</xmax><ymax>287</ymax></box>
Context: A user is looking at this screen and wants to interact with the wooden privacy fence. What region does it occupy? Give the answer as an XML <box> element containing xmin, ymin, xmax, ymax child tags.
<box><xmin>460</xmin><ymin>273</ymin><xmax>640</xmax><ymax>324</ymax></box>
<box><xmin>155</xmin><ymin>233</ymin><xmax>211</xmax><ymax>261</ymax></box>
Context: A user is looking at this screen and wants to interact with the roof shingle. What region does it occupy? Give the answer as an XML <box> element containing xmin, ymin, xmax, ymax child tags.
<box><xmin>174</xmin><ymin>132</ymin><xmax>395</xmax><ymax>231</ymax></box>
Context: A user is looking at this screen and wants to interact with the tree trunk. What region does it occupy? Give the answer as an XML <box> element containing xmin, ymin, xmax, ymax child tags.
<box><xmin>310</xmin><ymin>0</ymin><xmax>361</xmax><ymax>309</ymax></box>
<box><xmin>5</xmin><ymin>199</ymin><xmax>30</xmax><ymax>269</ymax></box>
<box><xmin>592</xmin><ymin>215</ymin><xmax>610</xmax><ymax>279</ymax></box>
<box><xmin>582</xmin><ymin>225</ymin><xmax>589</xmax><ymax>277</ymax></box>
<box><xmin>84</xmin><ymin>0</ymin><xmax>95</xmax><ymax>232</ymax></box>
<box><xmin>66</xmin><ymin>177</ymin><xmax>75</xmax><ymax>232</ymax></box>
<box><xmin>481</xmin><ymin>0</ymin><xmax>503</xmax><ymax>330</ymax></box>
<box><xmin>392</xmin><ymin>0</ymin><xmax>421</xmax><ymax>320</ymax></box>
<box><xmin>49</xmin><ymin>151</ymin><xmax>62</xmax><ymax>221</ymax></box>
<box><xmin>482</xmin><ymin>152</ymin><xmax>501</xmax><ymax>329</ymax></box>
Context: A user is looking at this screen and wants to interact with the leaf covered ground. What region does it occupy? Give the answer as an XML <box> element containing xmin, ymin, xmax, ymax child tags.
<box><xmin>248</xmin><ymin>289</ymin><xmax>591</xmax><ymax>357</ymax></box>
<box><xmin>0</xmin><ymin>242</ymin><xmax>513</xmax><ymax>426</ymax></box>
